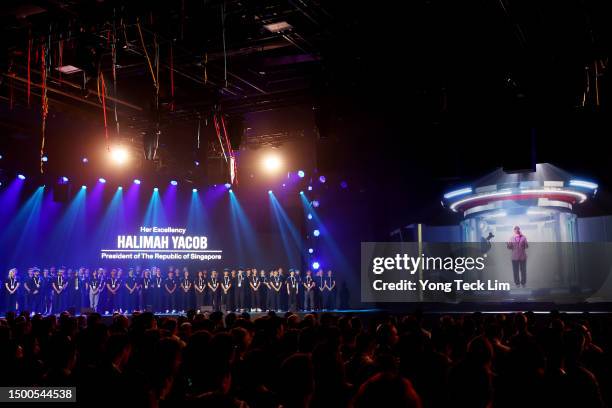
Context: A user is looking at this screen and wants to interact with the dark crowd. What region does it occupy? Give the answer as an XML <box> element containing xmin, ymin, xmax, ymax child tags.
<box><xmin>1</xmin><ymin>309</ymin><xmax>611</xmax><ymax>408</ymax></box>
<box><xmin>3</xmin><ymin>266</ymin><xmax>347</xmax><ymax>316</ymax></box>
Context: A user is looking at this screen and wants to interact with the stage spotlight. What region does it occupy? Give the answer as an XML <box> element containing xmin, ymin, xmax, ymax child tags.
<box><xmin>41</xmin><ymin>156</ymin><xmax>48</xmax><ymax>162</ymax></box>
<box><xmin>81</xmin><ymin>185</ymin><xmax>87</xmax><ymax>189</ymax></box>
<box><xmin>98</xmin><ymin>178</ymin><xmax>106</xmax><ymax>183</ymax></box>
<box><xmin>17</xmin><ymin>174</ymin><xmax>26</xmax><ymax>180</ymax></box>
<box><xmin>268</xmin><ymin>190</ymin><xmax>273</xmax><ymax>194</ymax></box>
<box><xmin>0</xmin><ymin>154</ymin><xmax>3</xmax><ymax>159</ymax></box>
<box><xmin>61</xmin><ymin>176</ymin><xmax>69</xmax><ymax>183</ymax></box>
<box><xmin>307</xmin><ymin>214</ymin><xmax>313</xmax><ymax>220</ymax></box>
<box><xmin>118</xmin><ymin>186</ymin><xmax>123</xmax><ymax>190</ymax></box>
<box><xmin>312</xmin><ymin>200</ymin><xmax>320</xmax><ymax>208</ymax></box>
<box><xmin>194</xmin><ymin>161</ymin><xmax>200</xmax><ymax>166</ymax></box>
<box><xmin>224</xmin><ymin>183</ymin><xmax>231</xmax><ymax>189</ymax></box>
<box><xmin>298</xmin><ymin>170</ymin><xmax>305</xmax><ymax>178</ymax></box>
<box><xmin>110</xmin><ymin>146</ymin><xmax>129</xmax><ymax>165</ymax></box>
<box><xmin>300</xmin><ymin>191</ymin><xmax>304</xmax><ymax>195</ymax></box>
<box><xmin>308</xmin><ymin>186</ymin><xmax>313</xmax><ymax>191</ymax></box>
<box><xmin>312</xmin><ymin>261</ymin><xmax>320</xmax><ymax>270</ymax></box>
<box><xmin>282</xmin><ymin>183</ymin><xmax>286</xmax><ymax>187</ymax></box>
<box><xmin>154</xmin><ymin>187</ymin><xmax>159</xmax><ymax>192</ymax></box>
<box><xmin>192</xmin><ymin>188</ymin><xmax>198</xmax><ymax>193</ymax></box>
<box><xmin>308</xmin><ymin>248</ymin><xmax>314</xmax><ymax>254</ymax></box>
<box><xmin>340</xmin><ymin>181</ymin><xmax>348</xmax><ymax>189</ymax></box>
<box><xmin>313</xmin><ymin>229</ymin><xmax>320</xmax><ymax>237</ymax></box>
<box><xmin>319</xmin><ymin>175</ymin><xmax>326</xmax><ymax>183</ymax></box>
<box><xmin>82</xmin><ymin>157</ymin><xmax>88</xmax><ymax>163</ymax></box>
<box><xmin>262</xmin><ymin>154</ymin><xmax>282</xmax><ymax>173</ymax></box>
<box><xmin>170</xmin><ymin>180</ymin><xmax>178</xmax><ymax>186</ymax></box>
<box><xmin>133</xmin><ymin>179</ymin><xmax>141</xmax><ymax>185</ymax></box>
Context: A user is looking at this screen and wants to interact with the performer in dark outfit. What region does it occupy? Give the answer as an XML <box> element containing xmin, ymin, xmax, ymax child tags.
<box><xmin>164</xmin><ymin>270</ymin><xmax>177</xmax><ymax>313</ymax></box>
<box><xmin>52</xmin><ymin>269</ymin><xmax>67</xmax><ymax>314</ymax></box>
<box><xmin>324</xmin><ymin>270</ymin><xmax>336</xmax><ymax>310</ymax></box>
<box><xmin>22</xmin><ymin>268</ymin><xmax>33</xmax><ymax>313</ymax></box>
<box><xmin>180</xmin><ymin>269</ymin><xmax>192</xmax><ymax>312</ymax></box>
<box><xmin>124</xmin><ymin>269</ymin><xmax>138</xmax><ymax>313</ymax></box>
<box><xmin>68</xmin><ymin>268</ymin><xmax>83</xmax><ymax>313</ymax></box>
<box><xmin>208</xmin><ymin>270</ymin><xmax>220</xmax><ymax>311</ymax></box>
<box><xmin>249</xmin><ymin>270</ymin><xmax>262</xmax><ymax>312</ymax></box>
<box><xmin>201</xmin><ymin>270</ymin><xmax>209</xmax><ymax>307</ymax></box>
<box><xmin>270</xmin><ymin>270</ymin><xmax>282</xmax><ymax>311</ymax></box>
<box><xmin>4</xmin><ymin>268</ymin><xmax>20</xmax><ymax>312</ymax></box>
<box><xmin>303</xmin><ymin>270</ymin><xmax>316</xmax><ymax>311</ymax></box>
<box><xmin>88</xmin><ymin>269</ymin><xmax>102</xmax><ymax>312</ymax></box>
<box><xmin>153</xmin><ymin>268</ymin><xmax>163</xmax><ymax>312</ymax></box>
<box><xmin>221</xmin><ymin>270</ymin><xmax>232</xmax><ymax>312</ymax></box>
<box><xmin>29</xmin><ymin>268</ymin><xmax>43</xmax><ymax>313</ymax></box>
<box><xmin>42</xmin><ymin>268</ymin><xmax>52</xmax><ymax>314</ymax></box>
<box><xmin>235</xmin><ymin>270</ymin><xmax>246</xmax><ymax>311</ymax></box>
<box><xmin>194</xmin><ymin>271</ymin><xmax>206</xmax><ymax>310</ymax></box>
<box><xmin>286</xmin><ymin>270</ymin><xmax>299</xmax><ymax>312</ymax></box>
<box><xmin>105</xmin><ymin>269</ymin><xmax>121</xmax><ymax>313</ymax></box>
<box><xmin>140</xmin><ymin>269</ymin><xmax>152</xmax><ymax>311</ymax></box>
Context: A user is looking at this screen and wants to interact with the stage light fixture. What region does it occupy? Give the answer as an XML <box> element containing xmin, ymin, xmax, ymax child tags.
<box><xmin>229</xmin><ymin>189</ymin><xmax>233</xmax><ymax>193</ymax></box>
<box><xmin>81</xmin><ymin>185</ymin><xmax>87</xmax><ymax>189</ymax></box>
<box><xmin>262</xmin><ymin>154</ymin><xmax>282</xmax><ymax>173</ymax></box>
<box><xmin>154</xmin><ymin>187</ymin><xmax>159</xmax><ymax>192</ymax></box>
<box><xmin>170</xmin><ymin>180</ymin><xmax>178</xmax><ymax>186</ymax></box>
<box><xmin>82</xmin><ymin>157</ymin><xmax>88</xmax><ymax>163</ymax></box>
<box><xmin>312</xmin><ymin>200</ymin><xmax>320</xmax><ymax>208</ymax></box>
<box><xmin>0</xmin><ymin>154</ymin><xmax>3</xmax><ymax>159</ymax></box>
<box><xmin>224</xmin><ymin>183</ymin><xmax>231</xmax><ymax>189</ymax></box>
<box><xmin>110</xmin><ymin>146</ymin><xmax>129</xmax><ymax>165</ymax></box>
<box><xmin>192</xmin><ymin>188</ymin><xmax>198</xmax><ymax>192</ymax></box>
<box><xmin>319</xmin><ymin>175</ymin><xmax>326</xmax><ymax>183</ymax></box>
<box><xmin>61</xmin><ymin>176</ymin><xmax>69</xmax><ymax>183</ymax></box>
<box><xmin>98</xmin><ymin>178</ymin><xmax>106</xmax><ymax>183</ymax></box>
<box><xmin>569</xmin><ymin>179</ymin><xmax>598</xmax><ymax>190</ymax></box>
<box><xmin>307</xmin><ymin>214</ymin><xmax>313</xmax><ymax>220</ymax></box>
<box><xmin>312</xmin><ymin>261</ymin><xmax>320</xmax><ymax>270</ymax></box>
<box><xmin>300</xmin><ymin>191</ymin><xmax>304</xmax><ymax>195</ymax></box>
<box><xmin>268</xmin><ymin>190</ymin><xmax>273</xmax><ymax>194</ymax></box>
<box><xmin>41</xmin><ymin>156</ymin><xmax>48</xmax><ymax>162</ymax></box>
<box><xmin>443</xmin><ymin>187</ymin><xmax>473</xmax><ymax>199</ymax></box>
<box><xmin>194</xmin><ymin>161</ymin><xmax>200</xmax><ymax>166</ymax></box>
<box><xmin>298</xmin><ymin>170</ymin><xmax>305</xmax><ymax>178</ymax></box>
<box><xmin>118</xmin><ymin>186</ymin><xmax>123</xmax><ymax>190</ymax></box>
<box><xmin>340</xmin><ymin>181</ymin><xmax>348</xmax><ymax>189</ymax></box>
<box><xmin>17</xmin><ymin>174</ymin><xmax>26</xmax><ymax>180</ymax></box>
<box><xmin>134</xmin><ymin>179</ymin><xmax>141</xmax><ymax>185</ymax></box>
<box><xmin>308</xmin><ymin>186</ymin><xmax>313</xmax><ymax>191</ymax></box>
<box><xmin>313</xmin><ymin>229</ymin><xmax>320</xmax><ymax>237</ymax></box>
<box><xmin>308</xmin><ymin>248</ymin><xmax>314</xmax><ymax>254</ymax></box>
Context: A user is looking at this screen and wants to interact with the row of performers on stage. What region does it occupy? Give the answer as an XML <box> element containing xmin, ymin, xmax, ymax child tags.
<box><xmin>2</xmin><ymin>266</ymin><xmax>338</xmax><ymax>315</ymax></box>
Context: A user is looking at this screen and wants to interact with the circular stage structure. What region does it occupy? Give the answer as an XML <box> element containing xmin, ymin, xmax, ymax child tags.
<box><xmin>442</xmin><ymin>163</ymin><xmax>598</xmax><ymax>243</ymax></box>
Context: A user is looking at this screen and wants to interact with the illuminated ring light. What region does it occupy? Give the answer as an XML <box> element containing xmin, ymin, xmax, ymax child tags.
<box><xmin>449</xmin><ymin>189</ymin><xmax>587</xmax><ymax>213</ymax></box>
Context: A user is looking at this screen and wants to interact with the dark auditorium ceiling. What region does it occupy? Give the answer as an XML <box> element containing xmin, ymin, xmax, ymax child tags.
<box><xmin>1</xmin><ymin>0</ymin><xmax>612</xmax><ymax>226</ymax></box>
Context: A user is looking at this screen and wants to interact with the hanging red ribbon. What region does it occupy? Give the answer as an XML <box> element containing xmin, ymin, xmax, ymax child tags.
<box><xmin>27</xmin><ymin>38</ymin><xmax>31</xmax><ymax>106</ymax></box>
<box><xmin>100</xmin><ymin>72</ymin><xmax>109</xmax><ymax>150</ymax></box>
<box><xmin>40</xmin><ymin>44</ymin><xmax>49</xmax><ymax>174</ymax></box>
<box><xmin>170</xmin><ymin>43</ymin><xmax>175</xmax><ymax>111</ymax></box>
<box><xmin>213</xmin><ymin>113</ymin><xmax>228</xmax><ymax>162</ymax></box>
<box><xmin>220</xmin><ymin>115</ymin><xmax>238</xmax><ymax>185</ymax></box>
